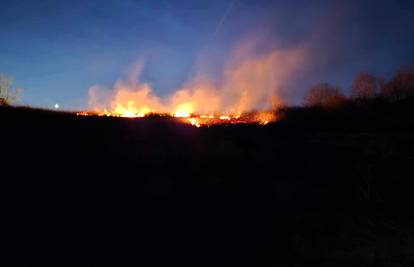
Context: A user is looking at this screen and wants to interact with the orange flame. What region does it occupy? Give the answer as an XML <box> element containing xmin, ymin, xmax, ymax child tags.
<box><xmin>173</xmin><ymin>102</ymin><xmax>193</xmax><ymax>118</ymax></box>
<box><xmin>86</xmin><ymin>39</ymin><xmax>304</xmax><ymax>125</ymax></box>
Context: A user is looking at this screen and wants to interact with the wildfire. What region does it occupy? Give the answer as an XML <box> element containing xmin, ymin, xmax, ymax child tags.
<box><xmin>84</xmin><ymin>38</ymin><xmax>304</xmax><ymax>127</ymax></box>
<box><xmin>113</xmin><ymin>101</ymin><xmax>151</xmax><ymax>117</ymax></box>
<box><xmin>77</xmin><ymin>107</ymin><xmax>276</xmax><ymax>127</ymax></box>
<box><xmin>173</xmin><ymin>102</ymin><xmax>193</xmax><ymax>118</ymax></box>
<box><xmin>187</xmin><ymin>117</ymin><xmax>201</xmax><ymax>127</ymax></box>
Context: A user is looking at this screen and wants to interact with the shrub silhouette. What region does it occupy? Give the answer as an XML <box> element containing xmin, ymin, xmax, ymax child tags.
<box><xmin>304</xmin><ymin>83</ymin><xmax>347</xmax><ymax>108</ymax></box>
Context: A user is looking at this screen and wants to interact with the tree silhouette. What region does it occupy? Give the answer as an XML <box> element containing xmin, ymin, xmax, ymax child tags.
<box><xmin>382</xmin><ymin>68</ymin><xmax>414</xmax><ymax>100</ymax></box>
<box><xmin>0</xmin><ymin>74</ymin><xmax>21</xmax><ymax>105</ymax></box>
<box><xmin>0</xmin><ymin>74</ymin><xmax>11</xmax><ymax>103</ymax></box>
<box><xmin>351</xmin><ymin>73</ymin><xmax>378</xmax><ymax>99</ymax></box>
<box><xmin>304</xmin><ymin>83</ymin><xmax>346</xmax><ymax>108</ymax></box>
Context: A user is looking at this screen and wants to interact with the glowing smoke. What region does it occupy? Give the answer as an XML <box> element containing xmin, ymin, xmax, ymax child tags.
<box><xmin>88</xmin><ymin>39</ymin><xmax>306</xmax><ymax>116</ymax></box>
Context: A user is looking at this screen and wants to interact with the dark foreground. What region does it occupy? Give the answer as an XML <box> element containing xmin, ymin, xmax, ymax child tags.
<box><xmin>1</xmin><ymin>101</ymin><xmax>414</xmax><ymax>266</ymax></box>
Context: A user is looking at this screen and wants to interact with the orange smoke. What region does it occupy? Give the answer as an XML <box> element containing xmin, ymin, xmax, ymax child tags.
<box><xmin>88</xmin><ymin>39</ymin><xmax>305</xmax><ymax>120</ymax></box>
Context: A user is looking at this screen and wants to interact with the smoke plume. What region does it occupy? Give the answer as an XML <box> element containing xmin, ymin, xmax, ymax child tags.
<box><xmin>88</xmin><ymin>38</ymin><xmax>306</xmax><ymax>116</ymax></box>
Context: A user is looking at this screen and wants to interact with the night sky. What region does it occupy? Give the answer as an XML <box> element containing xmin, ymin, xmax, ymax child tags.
<box><xmin>1</xmin><ymin>0</ymin><xmax>414</xmax><ymax>109</ymax></box>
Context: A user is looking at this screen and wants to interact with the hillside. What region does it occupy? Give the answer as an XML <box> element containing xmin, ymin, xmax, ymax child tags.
<box><xmin>1</xmin><ymin>102</ymin><xmax>414</xmax><ymax>266</ymax></box>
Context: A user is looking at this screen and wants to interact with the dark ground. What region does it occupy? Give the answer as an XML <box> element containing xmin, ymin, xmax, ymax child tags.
<box><xmin>1</xmin><ymin>99</ymin><xmax>414</xmax><ymax>266</ymax></box>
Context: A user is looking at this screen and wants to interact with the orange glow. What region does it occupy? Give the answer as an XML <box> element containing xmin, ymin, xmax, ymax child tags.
<box><xmin>173</xmin><ymin>102</ymin><xmax>193</xmax><ymax>118</ymax></box>
<box><xmin>77</xmin><ymin>110</ymin><xmax>278</xmax><ymax>127</ymax></box>
<box><xmin>254</xmin><ymin>111</ymin><xmax>276</xmax><ymax>125</ymax></box>
<box><xmin>182</xmin><ymin>111</ymin><xmax>277</xmax><ymax>127</ymax></box>
<box><xmin>112</xmin><ymin>101</ymin><xmax>152</xmax><ymax>117</ymax></box>
<box><xmin>187</xmin><ymin>118</ymin><xmax>201</xmax><ymax>127</ymax></box>
<box><xmin>219</xmin><ymin>115</ymin><xmax>231</xmax><ymax>120</ymax></box>
<box><xmin>85</xmin><ymin>38</ymin><xmax>304</xmax><ymax>126</ymax></box>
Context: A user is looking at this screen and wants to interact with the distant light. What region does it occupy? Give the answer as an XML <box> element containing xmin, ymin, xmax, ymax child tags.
<box><xmin>54</xmin><ymin>104</ymin><xmax>59</xmax><ymax>109</ymax></box>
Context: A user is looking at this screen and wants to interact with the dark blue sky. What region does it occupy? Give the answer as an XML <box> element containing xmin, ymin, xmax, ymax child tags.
<box><xmin>1</xmin><ymin>0</ymin><xmax>414</xmax><ymax>109</ymax></box>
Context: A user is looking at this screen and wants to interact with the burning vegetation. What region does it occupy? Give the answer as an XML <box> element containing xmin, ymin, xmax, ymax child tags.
<box><xmin>76</xmin><ymin>110</ymin><xmax>277</xmax><ymax>127</ymax></box>
<box><xmin>81</xmin><ymin>40</ymin><xmax>303</xmax><ymax>127</ymax></box>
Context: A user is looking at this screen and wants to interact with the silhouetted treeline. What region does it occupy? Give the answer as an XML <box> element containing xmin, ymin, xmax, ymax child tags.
<box><xmin>304</xmin><ymin>67</ymin><xmax>414</xmax><ymax>107</ymax></box>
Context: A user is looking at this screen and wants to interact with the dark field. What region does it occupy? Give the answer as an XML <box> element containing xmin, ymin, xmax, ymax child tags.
<box><xmin>1</xmin><ymin>100</ymin><xmax>414</xmax><ymax>266</ymax></box>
